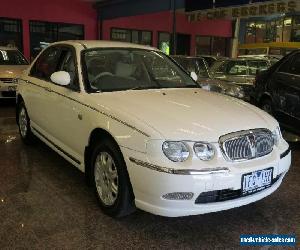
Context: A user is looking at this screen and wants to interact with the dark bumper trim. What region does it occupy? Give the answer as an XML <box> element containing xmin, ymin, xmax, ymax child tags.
<box><xmin>280</xmin><ymin>147</ymin><xmax>291</xmax><ymax>159</ymax></box>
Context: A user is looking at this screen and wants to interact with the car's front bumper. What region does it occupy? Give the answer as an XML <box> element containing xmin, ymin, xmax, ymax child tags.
<box><xmin>122</xmin><ymin>144</ymin><xmax>291</xmax><ymax>217</ymax></box>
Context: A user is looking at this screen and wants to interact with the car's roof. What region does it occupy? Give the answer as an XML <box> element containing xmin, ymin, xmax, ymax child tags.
<box><xmin>218</xmin><ymin>57</ymin><xmax>268</xmax><ymax>62</ymax></box>
<box><xmin>172</xmin><ymin>55</ymin><xmax>204</xmax><ymax>59</ymax></box>
<box><xmin>0</xmin><ymin>46</ymin><xmax>19</xmax><ymax>51</ymax></box>
<box><xmin>52</xmin><ymin>40</ymin><xmax>160</xmax><ymax>51</ymax></box>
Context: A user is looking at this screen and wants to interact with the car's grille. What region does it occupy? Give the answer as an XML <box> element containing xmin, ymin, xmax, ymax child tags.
<box><xmin>195</xmin><ymin>174</ymin><xmax>281</xmax><ymax>204</ymax></box>
<box><xmin>0</xmin><ymin>78</ymin><xmax>13</xmax><ymax>84</ymax></box>
<box><xmin>219</xmin><ymin>129</ymin><xmax>274</xmax><ymax>161</ymax></box>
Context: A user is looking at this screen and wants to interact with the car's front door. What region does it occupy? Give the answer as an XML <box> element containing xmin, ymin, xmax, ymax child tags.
<box><xmin>26</xmin><ymin>46</ymin><xmax>61</xmax><ymax>133</ymax></box>
<box><xmin>41</xmin><ymin>46</ymin><xmax>88</xmax><ymax>164</ymax></box>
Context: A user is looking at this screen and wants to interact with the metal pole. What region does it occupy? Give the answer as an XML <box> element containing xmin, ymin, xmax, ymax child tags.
<box><xmin>172</xmin><ymin>0</ymin><xmax>177</xmax><ymax>55</ymax></box>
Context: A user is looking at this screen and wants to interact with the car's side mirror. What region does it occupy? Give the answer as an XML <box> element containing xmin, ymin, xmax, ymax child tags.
<box><xmin>50</xmin><ymin>71</ymin><xmax>71</xmax><ymax>86</ymax></box>
<box><xmin>190</xmin><ymin>71</ymin><xmax>198</xmax><ymax>82</ymax></box>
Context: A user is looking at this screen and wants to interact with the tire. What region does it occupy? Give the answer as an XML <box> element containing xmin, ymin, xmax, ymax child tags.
<box><xmin>260</xmin><ymin>98</ymin><xmax>273</xmax><ymax>115</ymax></box>
<box><xmin>17</xmin><ymin>101</ymin><xmax>35</xmax><ymax>144</ymax></box>
<box><xmin>90</xmin><ymin>138</ymin><xmax>135</xmax><ymax>218</ymax></box>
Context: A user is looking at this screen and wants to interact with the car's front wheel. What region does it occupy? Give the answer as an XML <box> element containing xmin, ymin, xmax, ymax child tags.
<box><xmin>90</xmin><ymin>138</ymin><xmax>135</xmax><ymax>217</ymax></box>
<box><xmin>17</xmin><ymin>101</ymin><xmax>35</xmax><ymax>144</ymax></box>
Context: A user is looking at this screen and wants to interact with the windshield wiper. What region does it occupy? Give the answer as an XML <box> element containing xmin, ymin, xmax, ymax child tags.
<box><xmin>128</xmin><ymin>85</ymin><xmax>163</xmax><ymax>91</ymax></box>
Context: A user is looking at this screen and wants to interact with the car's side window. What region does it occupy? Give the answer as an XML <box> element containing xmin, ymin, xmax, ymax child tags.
<box><xmin>289</xmin><ymin>54</ymin><xmax>300</xmax><ymax>76</ymax></box>
<box><xmin>277</xmin><ymin>58</ymin><xmax>292</xmax><ymax>74</ymax></box>
<box><xmin>30</xmin><ymin>47</ymin><xmax>61</xmax><ymax>81</ymax></box>
<box><xmin>56</xmin><ymin>48</ymin><xmax>79</xmax><ymax>90</ymax></box>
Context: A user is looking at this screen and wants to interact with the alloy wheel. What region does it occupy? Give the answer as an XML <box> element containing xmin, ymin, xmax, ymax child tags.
<box><xmin>94</xmin><ymin>151</ymin><xmax>119</xmax><ymax>206</ymax></box>
<box><xmin>19</xmin><ymin>107</ymin><xmax>28</xmax><ymax>138</ymax></box>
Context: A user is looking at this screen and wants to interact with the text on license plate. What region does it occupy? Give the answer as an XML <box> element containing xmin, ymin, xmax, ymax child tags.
<box><xmin>242</xmin><ymin>168</ymin><xmax>273</xmax><ymax>195</ymax></box>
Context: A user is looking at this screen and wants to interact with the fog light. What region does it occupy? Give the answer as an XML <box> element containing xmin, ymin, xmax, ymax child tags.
<box><xmin>162</xmin><ymin>192</ymin><xmax>194</xmax><ymax>200</ymax></box>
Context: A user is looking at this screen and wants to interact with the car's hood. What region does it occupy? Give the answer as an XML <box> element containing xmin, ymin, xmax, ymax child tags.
<box><xmin>88</xmin><ymin>88</ymin><xmax>277</xmax><ymax>141</ymax></box>
<box><xmin>0</xmin><ymin>65</ymin><xmax>28</xmax><ymax>78</ymax></box>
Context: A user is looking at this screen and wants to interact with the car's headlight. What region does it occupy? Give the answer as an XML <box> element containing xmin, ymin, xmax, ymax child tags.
<box><xmin>162</xmin><ymin>141</ymin><xmax>190</xmax><ymax>162</ymax></box>
<box><xmin>193</xmin><ymin>142</ymin><xmax>215</xmax><ymax>161</ymax></box>
<box><xmin>225</xmin><ymin>86</ymin><xmax>245</xmax><ymax>98</ymax></box>
<box><xmin>272</xmin><ymin>126</ymin><xmax>282</xmax><ymax>146</ymax></box>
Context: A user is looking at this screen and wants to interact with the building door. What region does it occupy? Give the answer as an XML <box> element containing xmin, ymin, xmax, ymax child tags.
<box><xmin>176</xmin><ymin>33</ymin><xmax>191</xmax><ymax>55</ymax></box>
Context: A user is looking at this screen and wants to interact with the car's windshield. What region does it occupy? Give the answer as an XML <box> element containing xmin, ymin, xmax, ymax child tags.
<box><xmin>172</xmin><ymin>57</ymin><xmax>209</xmax><ymax>78</ymax></box>
<box><xmin>83</xmin><ymin>49</ymin><xmax>198</xmax><ymax>92</ymax></box>
<box><xmin>0</xmin><ymin>49</ymin><xmax>28</xmax><ymax>65</ymax></box>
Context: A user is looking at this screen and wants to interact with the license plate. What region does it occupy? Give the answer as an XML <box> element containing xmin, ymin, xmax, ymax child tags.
<box><xmin>242</xmin><ymin>168</ymin><xmax>273</xmax><ymax>195</ymax></box>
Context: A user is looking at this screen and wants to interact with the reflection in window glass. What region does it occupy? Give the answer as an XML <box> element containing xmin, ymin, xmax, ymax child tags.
<box><xmin>0</xmin><ymin>18</ymin><xmax>23</xmax><ymax>52</ymax></box>
<box><xmin>0</xmin><ymin>49</ymin><xmax>28</xmax><ymax>65</ymax></box>
<box><xmin>30</xmin><ymin>21</ymin><xmax>84</xmax><ymax>59</ymax></box>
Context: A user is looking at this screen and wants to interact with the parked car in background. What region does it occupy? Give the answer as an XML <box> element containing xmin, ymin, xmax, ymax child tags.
<box><xmin>209</xmin><ymin>58</ymin><xmax>273</xmax><ymax>102</ymax></box>
<box><xmin>17</xmin><ymin>41</ymin><xmax>290</xmax><ymax>218</ymax></box>
<box><xmin>238</xmin><ymin>55</ymin><xmax>279</xmax><ymax>65</ymax></box>
<box><xmin>253</xmin><ymin>50</ymin><xmax>300</xmax><ymax>136</ymax></box>
<box><xmin>200</xmin><ymin>55</ymin><xmax>226</xmax><ymax>68</ymax></box>
<box><xmin>172</xmin><ymin>55</ymin><xmax>246</xmax><ymax>100</ymax></box>
<box><xmin>0</xmin><ymin>47</ymin><xmax>29</xmax><ymax>98</ymax></box>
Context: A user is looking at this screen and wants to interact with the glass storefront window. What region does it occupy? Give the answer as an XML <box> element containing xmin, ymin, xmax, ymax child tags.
<box><xmin>292</xmin><ymin>16</ymin><xmax>300</xmax><ymax>42</ymax></box>
<box><xmin>244</xmin><ymin>16</ymin><xmax>300</xmax><ymax>43</ymax></box>
<box><xmin>196</xmin><ymin>36</ymin><xmax>227</xmax><ymax>56</ymax></box>
<box><xmin>283</xmin><ymin>18</ymin><xmax>292</xmax><ymax>42</ymax></box>
<box><xmin>196</xmin><ymin>36</ymin><xmax>211</xmax><ymax>55</ymax></box>
<box><xmin>0</xmin><ymin>18</ymin><xmax>23</xmax><ymax>52</ymax></box>
<box><xmin>255</xmin><ymin>22</ymin><xmax>266</xmax><ymax>43</ymax></box>
<box><xmin>158</xmin><ymin>32</ymin><xmax>171</xmax><ymax>55</ymax></box>
<box><xmin>30</xmin><ymin>21</ymin><xmax>84</xmax><ymax>59</ymax></box>
<box><xmin>245</xmin><ymin>22</ymin><xmax>256</xmax><ymax>43</ymax></box>
<box><xmin>212</xmin><ymin>37</ymin><xmax>227</xmax><ymax>56</ymax></box>
<box><xmin>141</xmin><ymin>31</ymin><xmax>151</xmax><ymax>45</ymax></box>
<box><xmin>111</xmin><ymin>28</ymin><xmax>152</xmax><ymax>46</ymax></box>
<box><xmin>276</xmin><ymin>19</ymin><xmax>283</xmax><ymax>42</ymax></box>
<box><xmin>265</xmin><ymin>21</ymin><xmax>276</xmax><ymax>42</ymax></box>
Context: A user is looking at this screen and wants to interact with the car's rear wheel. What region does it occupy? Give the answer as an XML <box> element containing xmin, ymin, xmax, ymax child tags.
<box><xmin>90</xmin><ymin>138</ymin><xmax>135</xmax><ymax>217</ymax></box>
<box><xmin>17</xmin><ymin>102</ymin><xmax>34</xmax><ymax>144</ymax></box>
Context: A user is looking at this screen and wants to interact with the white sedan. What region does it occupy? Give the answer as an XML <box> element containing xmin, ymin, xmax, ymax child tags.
<box><xmin>16</xmin><ymin>41</ymin><xmax>291</xmax><ymax>217</ymax></box>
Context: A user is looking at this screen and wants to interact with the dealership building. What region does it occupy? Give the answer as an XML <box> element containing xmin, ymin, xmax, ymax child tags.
<box><xmin>1</xmin><ymin>0</ymin><xmax>299</xmax><ymax>59</ymax></box>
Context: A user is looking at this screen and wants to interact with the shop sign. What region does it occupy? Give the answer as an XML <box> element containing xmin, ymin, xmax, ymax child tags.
<box><xmin>186</xmin><ymin>0</ymin><xmax>299</xmax><ymax>21</ymax></box>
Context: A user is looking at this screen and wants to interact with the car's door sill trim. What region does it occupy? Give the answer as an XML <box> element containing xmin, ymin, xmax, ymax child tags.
<box><xmin>32</xmin><ymin>127</ymin><xmax>81</xmax><ymax>165</ymax></box>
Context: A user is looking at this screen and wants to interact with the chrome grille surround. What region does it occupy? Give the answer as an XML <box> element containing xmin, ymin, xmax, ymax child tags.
<box><xmin>0</xmin><ymin>78</ymin><xmax>13</xmax><ymax>84</ymax></box>
<box><xmin>219</xmin><ymin>129</ymin><xmax>274</xmax><ymax>162</ymax></box>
